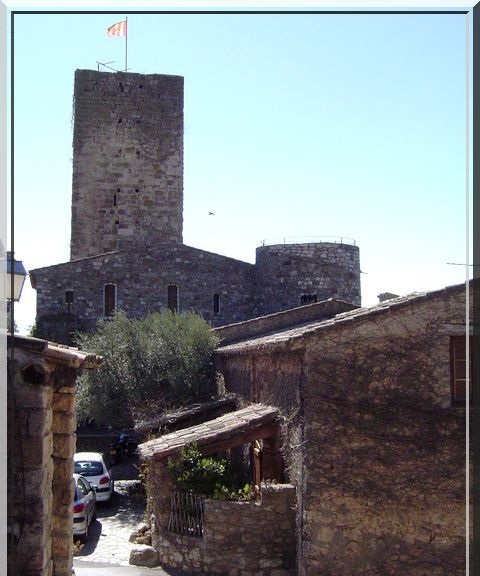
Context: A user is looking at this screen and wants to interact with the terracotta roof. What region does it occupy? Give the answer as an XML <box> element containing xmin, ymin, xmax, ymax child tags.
<box><xmin>216</xmin><ymin>281</ymin><xmax>471</xmax><ymax>355</ymax></box>
<box><xmin>138</xmin><ymin>403</ymin><xmax>279</xmax><ymax>461</ymax></box>
<box><xmin>7</xmin><ymin>334</ymin><xmax>102</xmax><ymax>369</ymax></box>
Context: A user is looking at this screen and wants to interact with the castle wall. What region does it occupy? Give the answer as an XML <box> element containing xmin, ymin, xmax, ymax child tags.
<box><xmin>70</xmin><ymin>70</ymin><xmax>184</xmax><ymax>260</ymax></box>
<box><xmin>254</xmin><ymin>242</ymin><xmax>361</xmax><ymax>315</ymax></box>
<box><xmin>31</xmin><ymin>244</ymin><xmax>255</xmax><ymax>344</ymax></box>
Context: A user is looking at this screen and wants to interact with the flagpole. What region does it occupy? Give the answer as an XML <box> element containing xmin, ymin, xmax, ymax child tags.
<box><xmin>125</xmin><ymin>16</ymin><xmax>128</xmax><ymax>72</ymax></box>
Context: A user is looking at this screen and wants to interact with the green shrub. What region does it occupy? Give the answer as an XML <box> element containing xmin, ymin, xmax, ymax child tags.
<box><xmin>75</xmin><ymin>311</ymin><xmax>219</xmax><ymax>427</ymax></box>
<box><xmin>168</xmin><ymin>443</ymin><xmax>252</xmax><ymax>501</ymax></box>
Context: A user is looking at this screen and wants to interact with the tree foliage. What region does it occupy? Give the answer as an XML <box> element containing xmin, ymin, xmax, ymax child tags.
<box><xmin>75</xmin><ymin>311</ymin><xmax>219</xmax><ymax>427</ymax></box>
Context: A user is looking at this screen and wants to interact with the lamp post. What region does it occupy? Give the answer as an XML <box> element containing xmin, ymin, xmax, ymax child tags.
<box><xmin>6</xmin><ymin>252</ymin><xmax>27</xmax><ymax>572</ymax></box>
<box><xmin>6</xmin><ymin>251</ymin><xmax>27</xmax><ymax>332</ymax></box>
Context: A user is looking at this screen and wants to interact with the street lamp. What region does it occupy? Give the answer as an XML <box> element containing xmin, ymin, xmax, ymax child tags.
<box><xmin>6</xmin><ymin>251</ymin><xmax>27</xmax><ymax>304</ymax></box>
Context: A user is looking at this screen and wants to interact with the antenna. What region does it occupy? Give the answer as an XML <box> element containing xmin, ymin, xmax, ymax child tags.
<box><xmin>96</xmin><ymin>61</ymin><xmax>118</xmax><ymax>72</ymax></box>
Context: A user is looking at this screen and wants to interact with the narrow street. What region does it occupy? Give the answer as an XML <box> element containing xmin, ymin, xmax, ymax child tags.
<box><xmin>73</xmin><ymin>457</ymin><xmax>189</xmax><ymax>576</ymax></box>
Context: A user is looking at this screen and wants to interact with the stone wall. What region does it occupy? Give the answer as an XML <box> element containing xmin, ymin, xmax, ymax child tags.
<box><xmin>148</xmin><ymin>461</ymin><xmax>296</xmax><ymax>575</ymax></box>
<box><xmin>31</xmin><ymin>243</ymin><xmax>255</xmax><ymax>344</ymax></box>
<box><xmin>301</xmin><ymin>286</ymin><xmax>468</xmax><ymax>576</ymax></box>
<box><xmin>8</xmin><ymin>336</ymin><xmax>99</xmax><ymax>576</ymax></box>
<box><xmin>216</xmin><ymin>283</ymin><xmax>470</xmax><ymax>576</ymax></box>
<box><xmin>8</xmin><ymin>350</ymin><xmax>77</xmax><ymax>576</ymax></box>
<box><xmin>254</xmin><ymin>242</ymin><xmax>361</xmax><ymax>314</ymax></box>
<box><xmin>71</xmin><ymin>69</ymin><xmax>184</xmax><ymax>260</ymax></box>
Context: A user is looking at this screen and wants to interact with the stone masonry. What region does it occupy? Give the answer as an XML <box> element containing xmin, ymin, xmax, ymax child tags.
<box><xmin>147</xmin><ymin>461</ymin><xmax>296</xmax><ymax>575</ymax></box>
<box><xmin>71</xmin><ymin>70</ymin><xmax>184</xmax><ymax>260</ymax></box>
<box><xmin>216</xmin><ymin>282</ymin><xmax>471</xmax><ymax>576</ymax></box>
<box><xmin>8</xmin><ymin>335</ymin><xmax>101</xmax><ymax>576</ymax></box>
<box><xmin>30</xmin><ymin>68</ymin><xmax>361</xmax><ymax>345</ymax></box>
<box><xmin>255</xmin><ymin>242</ymin><xmax>360</xmax><ymax>315</ymax></box>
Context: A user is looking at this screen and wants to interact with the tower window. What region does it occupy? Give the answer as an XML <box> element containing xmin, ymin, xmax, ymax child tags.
<box><xmin>113</xmin><ymin>194</ymin><xmax>117</xmax><ymax>206</ymax></box>
<box><xmin>167</xmin><ymin>284</ymin><xmax>179</xmax><ymax>314</ymax></box>
<box><xmin>65</xmin><ymin>290</ymin><xmax>74</xmax><ymax>313</ymax></box>
<box><xmin>104</xmin><ymin>283</ymin><xmax>116</xmax><ymax>318</ymax></box>
<box><xmin>213</xmin><ymin>294</ymin><xmax>220</xmax><ymax>315</ymax></box>
<box><xmin>301</xmin><ymin>294</ymin><xmax>318</xmax><ymax>305</ymax></box>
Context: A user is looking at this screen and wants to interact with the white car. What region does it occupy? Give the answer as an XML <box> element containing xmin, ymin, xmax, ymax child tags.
<box><xmin>74</xmin><ymin>452</ymin><xmax>114</xmax><ymax>502</ymax></box>
<box><xmin>73</xmin><ymin>473</ymin><xmax>96</xmax><ymax>543</ymax></box>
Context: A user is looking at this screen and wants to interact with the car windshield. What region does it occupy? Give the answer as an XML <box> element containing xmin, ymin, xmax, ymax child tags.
<box><xmin>74</xmin><ymin>461</ymin><xmax>103</xmax><ymax>476</ymax></box>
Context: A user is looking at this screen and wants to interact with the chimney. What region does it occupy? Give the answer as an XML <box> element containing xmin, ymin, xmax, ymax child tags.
<box><xmin>377</xmin><ymin>292</ymin><xmax>399</xmax><ymax>303</ymax></box>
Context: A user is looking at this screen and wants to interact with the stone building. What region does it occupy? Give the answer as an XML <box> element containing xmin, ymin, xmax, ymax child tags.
<box><xmin>7</xmin><ymin>334</ymin><xmax>101</xmax><ymax>576</ymax></box>
<box><xmin>30</xmin><ymin>69</ymin><xmax>361</xmax><ymax>344</ymax></box>
<box><xmin>215</xmin><ymin>280</ymin><xmax>471</xmax><ymax>576</ymax></box>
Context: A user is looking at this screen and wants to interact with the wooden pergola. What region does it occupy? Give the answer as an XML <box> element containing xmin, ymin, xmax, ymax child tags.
<box><xmin>138</xmin><ymin>403</ymin><xmax>284</xmax><ymax>485</ymax></box>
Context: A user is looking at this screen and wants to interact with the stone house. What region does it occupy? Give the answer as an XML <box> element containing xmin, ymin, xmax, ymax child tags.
<box><xmin>215</xmin><ymin>281</ymin><xmax>472</xmax><ymax>576</ymax></box>
<box><xmin>8</xmin><ymin>334</ymin><xmax>101</xmax><ymax>576</ymax></box>
<box><xmin>29</xmin><ymin>69</ymin><xmax>361</xmax><ymax>345</ymax></box>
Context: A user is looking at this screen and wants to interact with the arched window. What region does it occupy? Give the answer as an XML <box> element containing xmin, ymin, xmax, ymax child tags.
<box><xmin>167</xmin><ymin>284</ymin><xmax>179</xmax><ymax>313</ymax></box>
<box><xmin>104</xmin><ymin>283</ymin><xmax>117</xmax><ymax>318</ymax></box>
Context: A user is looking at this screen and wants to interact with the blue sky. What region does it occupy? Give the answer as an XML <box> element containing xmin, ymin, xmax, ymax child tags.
<box><xmin>8</xmin><ymin>8</ymin><xmax>471</xmax><ymax>333</ymax></box>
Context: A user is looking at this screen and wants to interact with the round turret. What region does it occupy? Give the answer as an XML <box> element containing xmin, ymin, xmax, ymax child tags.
<box><xmin>254</xmin><ymin>239</ymin><xmax>361</xmax><ymax>316</ymax></box>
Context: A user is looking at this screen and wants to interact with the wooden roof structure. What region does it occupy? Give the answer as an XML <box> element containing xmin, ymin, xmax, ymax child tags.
<box><xmin>138</xmin><ymin>403</ymin><xmax>280</xmax><ymax>462</ymax></box>
<box><xmin>134</xmin><ymin>395</ymin><xmax>238</xmax><ymax>438</ymax></box>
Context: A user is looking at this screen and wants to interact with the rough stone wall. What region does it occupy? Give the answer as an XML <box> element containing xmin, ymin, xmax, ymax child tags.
<box><xmin>301</xmin><ymin>286</ymin><xmax>468</xmax><ymax>576</ymax></box>
<box><xmin>8</xmin><ymin>350</ymin><xmax>78</xmax><ymax>576</ymax></box>
<box><xmin>254</xmin><ymin>242</ymin><xmax>361</xmax><ymax>315</ymax></box>
<box><xmin>148</xmin><ymin>461</ymin><xmax>296</xmax><ymax>575</ymax></box>
<box><xmin>70</xmin><ymin>69</ymin><xmax>184</xmax><ymax>260</ymax></box>
<box><xmin>215</xmin><ymin>349</ymin><xmax>306</xmax><ymax>572</ymax></box>
<box><xmin>31</xmin><ymin>243</ymin><xmax>255</xmax><ymax>344</ymax></box>
<box><xmin>215</xmin><ymin>350</ymin><xmax>303</xmax><ymax>420</ymax></box>
<box><xmin>51</xmin><ymin>366</ymin><xmax>77</xmax><ymax>576</ymax></box>
<box><xmin>216</xmin><ymin>284</ymin><xmax>470</xmax><ymax>576</ymax></box>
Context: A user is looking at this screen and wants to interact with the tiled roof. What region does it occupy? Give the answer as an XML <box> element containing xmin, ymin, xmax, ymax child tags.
<box><xmin>138</xmin><ymin>403</ymin><xmax>279</xmax><ymax>461</ymax></box>
<box><xmin>216</xmin><ymin>281</ymin><xmax>470</xmax><ymax>355</ymax></box>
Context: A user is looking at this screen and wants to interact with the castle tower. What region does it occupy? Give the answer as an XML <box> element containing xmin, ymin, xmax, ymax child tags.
<box><xmin>70</xmin><ymin>69</ymin><xmax>184</xmax><ymax>260</ymax></box>
<box><xmin>255</xmin><ymin>240</ymin><xmax>361</xmax><ymax>315</ymax></box>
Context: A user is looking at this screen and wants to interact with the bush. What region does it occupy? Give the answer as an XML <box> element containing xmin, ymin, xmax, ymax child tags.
<box><xmin>75</xmin><ymin>311</ymin><xmax>219</xmax><ymax>427</ymax></box>
<box><xmin>168</xmin><ymin>443</ymin><xmax>252</xmax><ymax>501</ymax></box>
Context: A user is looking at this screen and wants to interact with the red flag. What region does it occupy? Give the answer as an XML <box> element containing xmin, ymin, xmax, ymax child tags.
<box><xmin>107</xmin><ymin>20</ymin><xmax>127</xmax><ymax>37</ymax></box>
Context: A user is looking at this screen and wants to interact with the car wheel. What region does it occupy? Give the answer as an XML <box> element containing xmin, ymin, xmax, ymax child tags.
<box><xmin>92</xmin><ymin>506</ymin><xmax>97</xmax><ymax>523</ymax></box>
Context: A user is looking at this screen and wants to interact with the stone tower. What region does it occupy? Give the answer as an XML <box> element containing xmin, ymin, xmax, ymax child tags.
<box><xmin>70</xmin><ymin>69</ymin><xmax>184</xmax><ymax>260</ymax></box>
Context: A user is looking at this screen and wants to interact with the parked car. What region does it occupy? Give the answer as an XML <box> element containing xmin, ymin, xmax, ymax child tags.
<box><xmin>73</xmin><ymin>473</ymin><xmax>96</xmax><ymax>543</ymax></box>
<box><xmin>74</xmin><ymin>452</ymin><xmax>114</xmax><ymax>502</ymax></box>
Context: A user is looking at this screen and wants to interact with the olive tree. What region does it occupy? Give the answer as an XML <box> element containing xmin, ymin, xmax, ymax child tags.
<box><xmin>75</xmin><ymin>310</ymin><xmax>219</xmax><ymax>427</ymax></box>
